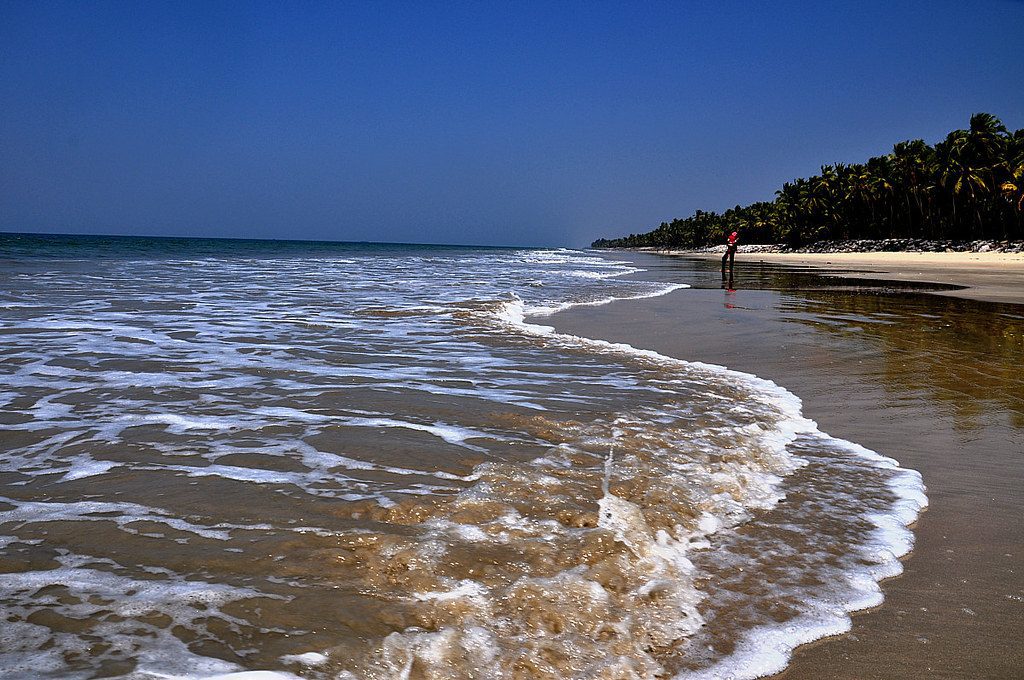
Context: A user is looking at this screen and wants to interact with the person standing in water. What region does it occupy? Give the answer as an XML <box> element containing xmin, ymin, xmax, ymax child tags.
<box><xmin>721</xmin><ymin>230</ymin><xmax>739</xmax><ymax>271</ymax></box>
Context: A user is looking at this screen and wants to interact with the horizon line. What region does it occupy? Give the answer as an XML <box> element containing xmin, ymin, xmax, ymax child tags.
<box><xmin>0</xmin><ymin>229</ymin><xmax>571</xmax><ymax>251</ymax></box>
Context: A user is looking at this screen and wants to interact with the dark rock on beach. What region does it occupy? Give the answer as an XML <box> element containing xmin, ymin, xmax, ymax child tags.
<box><xmin>677</xmin><ymin>238</ymin><xmax>1024</xmax><ymax>255</ymax></box>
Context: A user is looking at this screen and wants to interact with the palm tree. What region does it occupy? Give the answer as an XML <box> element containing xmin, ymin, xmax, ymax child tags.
<box><xmin>595</xmin><ymin>113</ymin><xmax>1021</xmax><ymax>249</ymax></box>
<box><xmin>843</xmin><ymin>163</ymin><xmax>875</xmax><ymax>234</ymax></box>
<box><xmin>968</xmin><ymin>113</ymin><xmax>1009</xmax><ymax>162</ymax></box>
<box><xmin>866</xmin><ymin>155</ymin><xmax>896</xmax><ymax>236</ymax></box>
<box><xmin>936</xmin><ymin>129</ymin><xmax>976</xmax><ymax>235</ymax></box>
<box><xmin>966</xmin><ymin>113</ymin><xmax>1011</xmax><ymax>237</ymax></box>
<box><xmin>892</xmin><ymin>140</ymin><xmax>933</xmax><ymax>236</ymax></box>
<box><xmin>999</xmin><ymin>130</ymin><xmax>1024</xmax><ymax>237</ymax></box>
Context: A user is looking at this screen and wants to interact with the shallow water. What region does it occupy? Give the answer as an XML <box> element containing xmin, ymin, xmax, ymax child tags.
<box><xmin>0</xmin><ymin>235</ymin><xmax>925</xmax><ymax>679</ymax></box>
<box><xmin>550</xmin><ymin>251</ymin><xmax>1024</xmax><ymax>679</ymax></box>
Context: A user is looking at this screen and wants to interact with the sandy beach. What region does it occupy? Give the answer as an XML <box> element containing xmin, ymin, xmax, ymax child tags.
<box><xmin>670</xmin><ymin>250</ymin><xmax>1024</xmax><ymax>306</ymax></box>
<box><xmin>552</xmin><ymin>251</ymin><xmax>1024</xmax><ymax>679</ymax></box>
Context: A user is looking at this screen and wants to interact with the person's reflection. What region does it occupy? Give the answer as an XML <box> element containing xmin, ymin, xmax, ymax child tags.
<box><xmin>721</xmin><ymin>268</ymin><xmax>737</xmax><ymax>308</ymax></box>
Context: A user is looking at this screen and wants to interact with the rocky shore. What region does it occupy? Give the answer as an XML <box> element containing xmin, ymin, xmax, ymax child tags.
<box><xmin>646</xmin><ymin>238</ymin><xmax>1024</xmax><ymax>255</ymax></box>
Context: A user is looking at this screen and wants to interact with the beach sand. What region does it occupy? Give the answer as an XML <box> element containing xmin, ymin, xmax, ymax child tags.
<box><xmin>673</xmin><ymin>250</ymin><xmax>1024</xmax><ymax>305</ymax></box>
<box><xmin>551</xmin><ymin>253</ymin><xmax>1024</xmax><ymax>679</ymax></box>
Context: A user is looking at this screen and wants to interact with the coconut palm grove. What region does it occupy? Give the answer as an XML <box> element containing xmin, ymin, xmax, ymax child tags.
<box><xmin>592</xmin><ymin>114</ymin><xmax>1024</xmax><ymax>249</ymax></box>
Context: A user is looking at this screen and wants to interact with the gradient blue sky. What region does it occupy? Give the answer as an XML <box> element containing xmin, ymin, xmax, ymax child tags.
<box><xmin>2</xmin><ymin>1</ymin><xmax>1023</xmax><ymax>247</ymax></box>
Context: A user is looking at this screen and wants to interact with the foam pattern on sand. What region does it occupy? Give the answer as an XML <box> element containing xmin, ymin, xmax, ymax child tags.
<box><xmin>0</xmin><ymin>242</ymin><xmax>925</xmax><ymax>679</ymax></box>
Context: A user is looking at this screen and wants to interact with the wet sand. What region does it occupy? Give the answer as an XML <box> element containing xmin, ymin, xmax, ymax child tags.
<box><xmin>550</xmin><ymin>253</ymin><xmax>1024</xmax><ymax>679</ymax></box>
<box><xmin>673</xmin><ymin>250</ymin><xmax>1024</xmax><ymax>305</ymax></box>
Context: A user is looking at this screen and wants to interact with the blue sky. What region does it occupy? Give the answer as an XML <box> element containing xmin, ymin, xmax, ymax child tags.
<box><xmin>2</xmin><ymin>1</ymin><xmax>1022</xmax><ymax>247</ymax></box>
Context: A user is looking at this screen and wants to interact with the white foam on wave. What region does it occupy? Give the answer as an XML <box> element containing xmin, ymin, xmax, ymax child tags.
<box><xmin>523</xmin><ymin>282</ymin><xmax>691</xmax><ymax>318</ymax></box>
<box><xmin>596</xmin><ymin>455</ymin><xmax>706</xmax><ymax>642</ymax></box>
<box><xmin>492</xmin><ymin>286</ymin><xmax>927</xmax><ymax>680</ymax></box>
<box><xmin>565</xmin><ymin>266</ymin><xmax>644</xmax><ymax>280</ymax></box>
<box><xmin>676</xmin><ymin>447</ymin><xmax>927</xmax><ymax>680</ymax></box>
<box><xmin>339</xmin><ymin>417</ymin><xmax>492</xmax><ymax>453</ymax></box>
<box><xmin>496</xmin><ymin>295</ymin><xmax>814</xmax><ymax>454</ymax></box>
<box><xmin>278</xmin><ymin>652</ymin><xmax>328</xmax><ymax>668</ymax></box>
<box><xmin>201</xmin><ymin>672</ymin><xmax>300</xmax><ymax>680</ymax></box>
<box><xmin>1</xmin><ymin>244</ymin><xmax>929</xmax><ymax>679</ymax></box>
<box><xmin>153</xmin><ymin>463</ymin><xmax>329</xmax><ymax>488</ymax></box>
<box><xmin>0</xmin><ymin>552</ymin><xmax>288</xmax><ymax>680</ymax></box>
<box><xmin>142</xmin><ymin>413</ymin><xmax>247</xmax><ymax>431</ymax></box>
<box><xmin>0</xmin><ymin>496</ymin><xmax>244</xmax><ymax>541</ymax></box>
<box><xmin>0</xmin><ymin>495</ymin><xmax>384</xmax><ymax>549</ymax></box>
<box><xmin>59</xmin><ymin>455</ymin><xmax>120</xmax><ymax>481</ymax></box>
<box><xmin>318</xmin><ymin>285</ymin><xmax>821</xmax><ymax>678</ymax></box>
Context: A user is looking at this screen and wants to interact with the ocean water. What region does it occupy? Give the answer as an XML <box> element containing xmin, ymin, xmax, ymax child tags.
<box><xmin>0</xmin><ymin>234</ymin><xmax>926</xmax><ymax>679</ymax></box>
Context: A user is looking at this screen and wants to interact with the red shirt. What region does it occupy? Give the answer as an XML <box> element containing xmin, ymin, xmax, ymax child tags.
<box><xmin>727</xmin><ymin>232</ymin><xmax>738</xmax><ymax>245</ymax></box>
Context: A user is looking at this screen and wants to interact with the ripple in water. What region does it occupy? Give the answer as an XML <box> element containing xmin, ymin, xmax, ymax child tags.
<box><xmin>0</xmin><ymin>237</ymin><xmax>925</xmax><ymax>679</ymax></box>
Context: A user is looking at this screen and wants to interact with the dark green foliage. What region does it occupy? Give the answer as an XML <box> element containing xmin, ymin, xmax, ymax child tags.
<box><xmin>593</xmin><ymin>114</ymin><xmax>1024</xmax><ymax>248</ymax></box>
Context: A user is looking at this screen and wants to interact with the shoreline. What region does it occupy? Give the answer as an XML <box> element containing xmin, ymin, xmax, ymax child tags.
<box><xmin>649</xmin><ymin>250</ymin><xmax>1024</xmax><ymax>306</ymax></box>
<box><xmin>549</xmin><ymin>251</ymin><xmax>1024</xmax><ymax>679</ymax></box>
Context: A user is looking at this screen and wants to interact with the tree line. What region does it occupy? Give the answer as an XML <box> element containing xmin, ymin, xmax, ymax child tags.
<box><xmin>592</xmin><ymin>113</ymin><xmax>1024</xmax><ymax>249</ymax></box>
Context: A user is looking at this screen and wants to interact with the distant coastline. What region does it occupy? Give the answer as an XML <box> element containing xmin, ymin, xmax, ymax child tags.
<box><xmin>593</xmin><ymin>113</ymin><xmax>1024</xmax><ymax>250</ymax></box>
<box><xmin>617</xmin><ymin>237</ymin><xmax>1024</xmax><ymax>255</ymax></box>
<box><xmin>637</xmin><ymin>243</ymin><xmax>1024</xmax><ymax>306</ymax></box>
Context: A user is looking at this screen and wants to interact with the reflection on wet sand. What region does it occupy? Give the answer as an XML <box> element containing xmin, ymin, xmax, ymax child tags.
<box><xmin>677</xmin><ymin>257</ymin><xmax>1020</xmax><ymax>433</ymax></box>
<box><xmin>721</xmin><ymin>269</ymin><xmax>737</xmax><ymax>309</ymax></box>
<box><xmin>549</xmin><ymin>252</ymin><xmax>1024</xmax><ymax>679</ymax></box>
<box><xmin>780</xmin><ymin>291</ymin><xmax>1024</xmax><ymax>431</ymax></box>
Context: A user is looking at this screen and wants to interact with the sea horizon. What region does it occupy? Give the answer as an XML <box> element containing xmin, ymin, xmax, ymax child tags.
<box><xmin>0</xmin><ymin>230</ymin><xmax>559</xmax><ymax>255</ymax></box>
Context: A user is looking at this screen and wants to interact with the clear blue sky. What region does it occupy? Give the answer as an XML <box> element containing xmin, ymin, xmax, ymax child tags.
<box><xmin>2</xmin><ymin>1</ymin><xmax>1022</xmax><ymax>247</ymax></box>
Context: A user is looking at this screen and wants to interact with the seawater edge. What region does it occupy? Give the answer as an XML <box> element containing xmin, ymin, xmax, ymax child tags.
<box><xmin>0</xmin><ymin>240</ymin><xmax>937</xmax><ymax>679</ymax></box>
<box><xmin>515</xmin><ymin>292</ymin><xmax>928</xmax><ymax>680</ymax></box>
<box><xmin>181</xmin><ymin>252</ymin><xmax>933</xmax><ymax>680</ymax></box>
<box><xmin>551</xmin><ymin>250</ymin><xmax>1024</xmax><ymax>678</ymax></box>
<box><xmin>606</xmin><ymin>246</ymin><xmax>1024</xmax><ymax>306</ymax></box>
